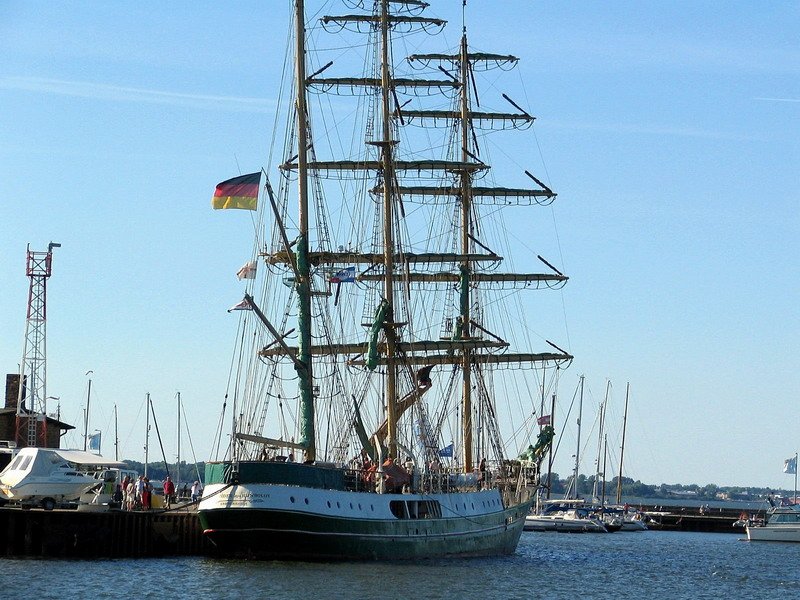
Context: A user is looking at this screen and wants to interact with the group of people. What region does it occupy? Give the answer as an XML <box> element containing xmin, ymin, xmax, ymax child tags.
<box><xmin>117</xmin><ymin>474</ymin><xmax>154</xmax><ymax>511</ymax></box>
<box><xmin>114</xmin><ymin>475</ymin><xmax>203</xmax><ymax>511</ymax></box>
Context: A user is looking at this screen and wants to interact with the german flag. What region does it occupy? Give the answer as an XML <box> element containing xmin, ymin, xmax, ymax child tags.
<box><xmin>211</xmin><ymin>172</ymin><xmax>260</xmax><ymax>210</ymax></box>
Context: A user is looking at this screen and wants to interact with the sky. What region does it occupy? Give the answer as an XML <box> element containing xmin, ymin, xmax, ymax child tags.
<box><xmin>0</xmin><ymin>1</ymin><xmax>798</xmax><ymax>490</ymax></box>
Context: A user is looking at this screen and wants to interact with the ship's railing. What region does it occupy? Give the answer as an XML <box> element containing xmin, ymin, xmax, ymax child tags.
<box><xmin>341</xmin><ymin>464</ymin><xmax>511</xmax><ymax>495</ymax></box>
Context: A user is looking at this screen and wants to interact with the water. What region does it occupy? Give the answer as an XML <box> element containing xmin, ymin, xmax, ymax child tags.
<box><xmin>1</xmin><ymin>531</ymin><xmax>798</xmax><ymax>599</ymax></box>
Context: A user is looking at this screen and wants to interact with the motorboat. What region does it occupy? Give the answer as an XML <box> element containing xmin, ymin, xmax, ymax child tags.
<box><xmin>746</xmin><ymin>505</ymin><xmax>800</xmax><ymax>542</ymax></box>
<box><xmin>0</xmin><ymin>447</ymin><xmax>124</xmax><ymax>510</ymax></box>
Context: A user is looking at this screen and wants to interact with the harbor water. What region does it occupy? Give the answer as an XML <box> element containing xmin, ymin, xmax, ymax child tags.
<box><xmin>1</xmin><ymin>530</ymin><xmax>797</xmax><ymax>599</ymax></box>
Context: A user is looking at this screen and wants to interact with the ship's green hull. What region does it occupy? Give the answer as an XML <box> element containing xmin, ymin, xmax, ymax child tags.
<box><xmin>199</xmin><ymin>462</ymin><xmax>530</xmax><ymax>560</ymax></box>
<box><xmin>200</xmin><ymin>501</ymin><xmax>528</xmax><ymax>560</ymax></box>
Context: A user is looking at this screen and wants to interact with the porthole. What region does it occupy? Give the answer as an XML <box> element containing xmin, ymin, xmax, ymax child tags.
<box><xmin>305</xmin><ymin>498</ymin><xmax>309</xmax><ymax>505</ymax></box>
<box><xmin>327</xmin><ymin>501</ymin><xmax>331</xmax><ymax>508</ymax></box>
<box><xmin>290</xmin><ymin>496</ymin><xmax>295</xmax><ymax>503</ymax></box>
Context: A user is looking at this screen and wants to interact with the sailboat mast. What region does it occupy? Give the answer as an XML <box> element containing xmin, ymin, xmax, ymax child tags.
<box><xmin>83</xmin><ymin>375</ymin><xmax>92</xmax><ymax>451</ymax></box>
<box><xmin>546</xmin><ymin>393</ymin><xmax>556</xmax><ymax>499</ymax></box>
<box><xmin>572</xmin><ymin>375</ymin><xmax>584</xmax><ymax>499</ymax></box>
<box><xmin>114</xmin><ymin>403</ymin><xmax>119</xmax><ymax>461</ymax></box>
<box><xmin>294</xmin><ymin>0</ymin><xmax>315</xmax><ymax>462</ymax></box>
<box><xmin>144</xmin><ymin>392</ymin><xmax>150</xmax><ymax>478</ymax></box>
<box><xmin>616</xmin><ymin>382</ymin><xmax>630</xmax><ymax>504</ymax></box>
<box><xmin>593</xmin><ymin>381</ymin><xmax>609</xmax><ymax>500</ymax></box>
<box><xmin>601</xmin><ymin>433</ymin><xmax>608</xmax><ymax>507</ymax></box>
<box><xmin>379</xmin><ymin>0</ymin><xmax>399</xmax><ymax>460</ymax></box>
<box><xmin>177</xmin><ymin>391</ymin><xmax>182</xmax><ymax>494</ymax></box>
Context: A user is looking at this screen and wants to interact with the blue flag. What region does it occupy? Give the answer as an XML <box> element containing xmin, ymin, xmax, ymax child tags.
<box><xmin>438</xmin><ymin>444</ymin><xmax>454</xmax><ymax>458</ymax></box>
<box><xmin>88</xmin><ymin>432</ymin><xmax>101</xmax><ymax>452</ymax></box>
<box><xmin>784</xmin><ymin>456</ymin><xmax>797</xmax><ymax>474</ymax></box>
<box><xmin>330</xmin><ymin>266</ymin><xmax>356</xmax><ymax>283</ymax></box>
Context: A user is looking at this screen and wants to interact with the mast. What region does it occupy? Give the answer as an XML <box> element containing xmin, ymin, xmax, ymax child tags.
<box><xmin>593</xmin><ymin>381</ymin><xmax>609</xmax><ymax>500</ymax></box>
<box><xmin>114</xmin><ymin>403</ymin><xmax>119</xmax><ymax>461</ymax></box>
<box><xmin>294</xmin><ymin>0</ymin><xmax>315</xmax><ymax>462</ymax></box>
<box><xmin>545</xmin><ymin>393</ymin><xmax>556</xmax><ymax>499</ymax></box>
<box><xmin>616</xmin><ymin>382</ymin><xmax>630</xmax><ymax>504</ymax></box>
<box><xmin>572</xmin><ymin>375</ymin><xmax>584</xmax><ymax>499</ymax></box>
<box><xmin>83</xmin><ymin>373</ymin><xmax>92</xmax><ymax>451</ymax></box>
<box><xmin>177</xmin><ymin>391</ymin><xmax>182</xmax><ymax>494</ymax></box>
<box><xmin>601</xmin><ymin>434</ymin><xmax>608</xmax><ymax>509</ymax></box>
<box><xmin>458</xmin><ymin>28</ymin><xmax>474</xmax><ymax>474</ymax></box>
<box><xmin>378</xmin><ymin>0</ymin><xmax>399</xmax><ymax>461</ymax></box>
<box><xmin>144</xmin><ymin>392</ymin><xmax>150</xmax><ymax>478</ymax></box>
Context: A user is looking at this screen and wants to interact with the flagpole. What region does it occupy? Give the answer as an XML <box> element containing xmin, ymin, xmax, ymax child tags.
<box><xmin>795</xmin><ymin>451</ymin><xmax>797</xmax><ymax>504</ymax></box>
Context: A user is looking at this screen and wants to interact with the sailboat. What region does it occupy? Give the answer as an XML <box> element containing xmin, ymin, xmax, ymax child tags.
<box><xmin>198</xmin><ymin>0</ymin><xmax>572</xmax><ymax>560</ymax></box>
<box><xmin>524</xmin><ymin>376</ymin><xmax>607</xmax><ymax>533</ymax></box>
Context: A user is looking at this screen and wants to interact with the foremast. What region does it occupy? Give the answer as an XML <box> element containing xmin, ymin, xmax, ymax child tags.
<box><xmin>295</xmin><ymin>0</ymin><xmax>315</xmax><ymax>462</ymax></box>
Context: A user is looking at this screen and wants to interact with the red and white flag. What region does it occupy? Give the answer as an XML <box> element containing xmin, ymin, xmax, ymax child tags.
<box><xmin>227</xmin><ymin>298</ymin><xmax>252</xmax><ymax>313</ymax></box>
<box><xmin>537</xmin><ymin>414</ymin><xmax>551</xmax><ymax>426</ymax></box>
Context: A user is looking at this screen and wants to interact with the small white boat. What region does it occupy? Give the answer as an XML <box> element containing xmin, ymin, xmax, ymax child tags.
<box><xmin>746</xmin><ymin>505</ymin><xmax>800</xmax><ymax>542</ymax></box>
<box><xmin>525</xmin><ymin>501</ymin><xmax>607</xmax><ymax>533</ymax></box>
<box><xmin>0</xmin><ymin>447</ymin><xmax>124</xmax><ymax>510</ymax></box>
<box><xmin>602</xmin><ymin>506</ymin><xmax>648</xmax><ymax>531</ymax></box>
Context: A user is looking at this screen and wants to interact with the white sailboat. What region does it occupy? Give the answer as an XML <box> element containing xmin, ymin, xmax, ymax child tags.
<box><xmin>525</xmin><ymin>376</ymin><xmax>607</xmax><ymax>533</ymax></box>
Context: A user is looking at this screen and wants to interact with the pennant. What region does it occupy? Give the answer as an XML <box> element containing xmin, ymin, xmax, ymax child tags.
<box><xmin>212</xmin><ymin>172</ymin><xmax>260</xmax><ymax>210</ymax></box>
<box><xmin>88</xmin><ymin>432</ymin><xmax>101</xmax><ymax>452</ymax></box>
<box><xmin>537</xmin><ymin>414</ymin><xmax>551</xmax><ymax>426</ymax></box>
<box><xmin>438</xmin><ymin>444</ymin><xmax>454</xmax><ymax>458</ymax></box>
<box><xmin>330</xmin><ymin>266</ymin><xmax>356</xmax><ymax>283</ymax></box>
<box><xmin>784</xmin><ymin>456</ymin><xmax>797</xmax><ymax>475</ymax></box>
<box><xmin>236</xmin><ymin>260</ymin><xmax>257</xmax><ymax>280</ymax></box>
<box><xmin>227</xmin><ymin>298</ymin><xmax>252</xmax><ymax>313</ymax></box>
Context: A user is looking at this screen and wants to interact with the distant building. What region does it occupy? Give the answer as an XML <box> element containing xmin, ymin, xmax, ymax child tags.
<box><xmin>0</xmin><ymin>374</ymin><xmax>74</xmax><ymax>461</ymax></box>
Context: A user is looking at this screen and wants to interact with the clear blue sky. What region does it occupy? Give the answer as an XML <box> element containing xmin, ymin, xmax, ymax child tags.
<box><xmin>1</xmin><ymin>1</ymin><xmax>797</xmax><ymax>489</ymax></box>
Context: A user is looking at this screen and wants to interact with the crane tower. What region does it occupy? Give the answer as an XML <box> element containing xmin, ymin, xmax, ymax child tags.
<box><xmin>16</xmin><ymin>242</ymin><xmax>60</xmax><ymax>448</ymax></box>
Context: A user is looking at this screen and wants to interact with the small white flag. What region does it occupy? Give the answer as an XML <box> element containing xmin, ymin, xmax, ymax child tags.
<box><xmin>227</xmin><ymin>298</ymin><xmax>252</xmax><ymax>313</ymax></box>
<box><xmin>236</xmin><ymin>260</ymin><xmax>257</xmax><ymax>280</ymax></box>
<box><xmin>784</xmin><ymin>456</ymin><xmax>797</xmax><ymax>474</ymax></box>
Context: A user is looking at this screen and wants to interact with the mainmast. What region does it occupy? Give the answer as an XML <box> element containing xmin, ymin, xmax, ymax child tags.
<box><xmin>458</xmin><ymin>30</ymin><xmax>474</xmax><ymax>473</ymax></box>
<box><xmin>295</xmin><ymin>0</ymin><xmax>316</xmax><ymax>462</ymax></box>
<box><xmin>378</xmin><ymin>0</ymin><xmax>399</xmax><ymax>461</ymax></box>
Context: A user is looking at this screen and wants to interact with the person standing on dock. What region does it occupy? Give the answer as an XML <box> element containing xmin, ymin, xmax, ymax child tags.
<box><xmin>142</xmin><ymin>477</ymin><xmax>152</xmax><ymax>510</ymax></box>
<box><xmin>135</xmin><ymin>475</ymin><xmax>145</xmax><ymax>509</ymax></box>
<box><xmin>163</xmin><ymin>476</ymin><xmax>175</xmax><ymax>509</ymax></box>
<box><xmin>125</xmin><ymin>478</ymin><xmax>136</xmax><ymax>511</ymax></box>
<box><xmin>191</xmin><ymin>480</ymin><xmax>201</xmax><ymax>502</ymax></box>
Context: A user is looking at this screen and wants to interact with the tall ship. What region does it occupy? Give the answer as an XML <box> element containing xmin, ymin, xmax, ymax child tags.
<box><xmin>198</xmin><ymin>0</ymin><xmax>572</xmax><ymax>560</ymax></box>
